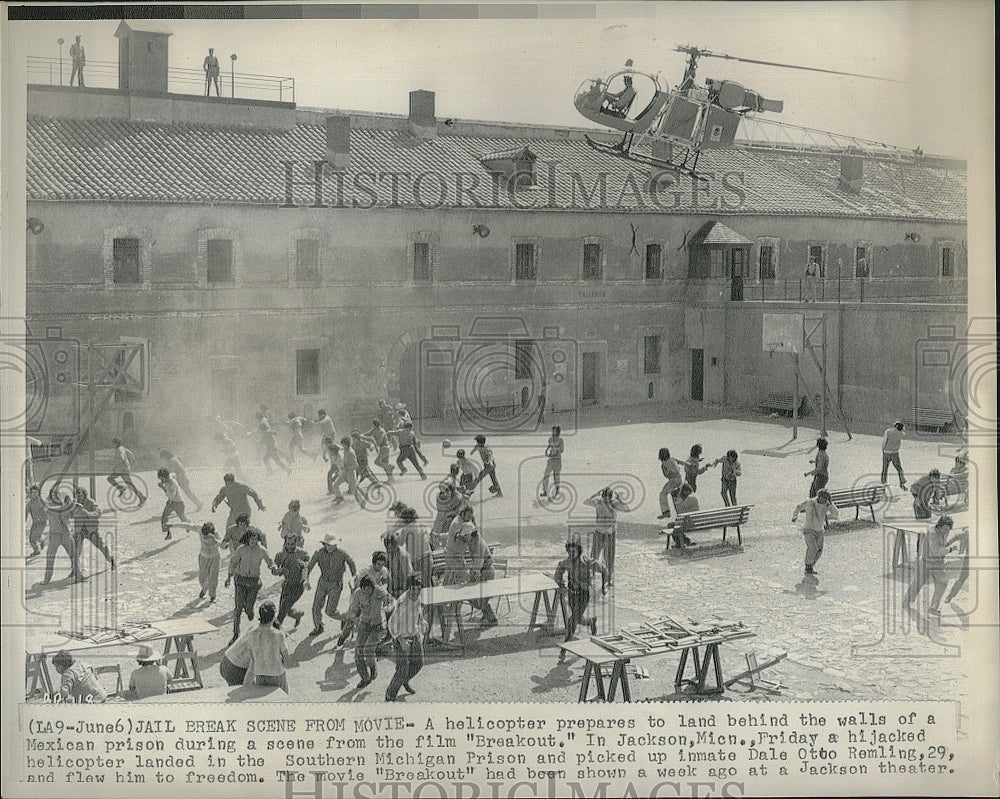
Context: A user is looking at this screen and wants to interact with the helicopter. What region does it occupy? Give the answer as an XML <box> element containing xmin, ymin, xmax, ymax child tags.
<box><xmin>574</xmin><ymin>45</ymin><xmax>910</xmax><ymax>179</ymax></box>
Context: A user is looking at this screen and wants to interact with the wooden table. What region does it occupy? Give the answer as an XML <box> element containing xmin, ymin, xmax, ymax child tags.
<box><xmin>559</xmin><ymin>632</ymin><xmax>753</xmax><ymax>702</ymax></box>
<box><xmin>884</xmin><ymin>511</ymin><xmax>970</xmax><ymax>571</ymax></box>
<box><xmin>422</xmin><ymin>573</ymin><xmax>567</xmax><ymax>646</ymax></box>
<box><xmin>27</xmin><ymin>618</ymin><xmax>217</xmax><ymax>699</ymax></box>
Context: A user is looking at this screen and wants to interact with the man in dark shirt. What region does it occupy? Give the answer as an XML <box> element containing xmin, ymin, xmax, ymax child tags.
<box><xmin>554</xmin><ymin>539</ymin><xmax>608</xmax><ymax>649</ymax></box>
<box><xmin>211</xmin><ymin>472</ymin><xmax>265</xmax><ymax>534</ymax></box>
<box><xmin>305</xmin><ymin>533</ymin><xmax>357</xmax><ymax>636</ymax></box>
<box><xmin>911</xmin><ymin>469</ymin><xmax>944</xmax><ymax>519</ymax></box>
<box><xmin>273</xmin><ymin>536</ymin><xmax>310</xmax><ymax>628</ymax></box>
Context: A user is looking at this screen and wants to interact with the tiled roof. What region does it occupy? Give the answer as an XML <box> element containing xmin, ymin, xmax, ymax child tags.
<box><xmin>480</xmin><ymin>145</ymin><xmax>537</xmax><ymax>162</ymax></box>
<box><xmin>26</xmin><ymin>115</ymin><xmax>967</xmax><ymax>220</ymax></box>
<box><xmin>701</xmin><ymin>222</ymin><xmax>753</xmax><ymax>245</ymax></box>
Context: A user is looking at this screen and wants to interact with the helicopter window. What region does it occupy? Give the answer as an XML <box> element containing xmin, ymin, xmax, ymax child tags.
<box><xmin>583</xmin><ymin>242</ymin><xmax>603</xmax><ymax>280</ymax></box>
<box><xmin>644</xmin><ymin>244</ymin><xmax>663</xmax><ymax>280</ymax></box>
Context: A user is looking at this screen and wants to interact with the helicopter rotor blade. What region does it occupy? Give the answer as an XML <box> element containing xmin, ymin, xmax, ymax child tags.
<box><xmin>674</xmin><ymin>45</ymin><xmax>900</xmax><ymax>83</ymax></box>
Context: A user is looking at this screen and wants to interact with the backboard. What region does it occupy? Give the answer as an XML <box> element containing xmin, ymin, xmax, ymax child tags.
<box><xmin>762</xmin><ymin>313</ymin><xmax>803</xmax><ymax>355</ymax></box>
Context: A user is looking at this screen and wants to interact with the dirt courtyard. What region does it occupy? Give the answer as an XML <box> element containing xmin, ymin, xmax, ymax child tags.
<box><xmin>21</xmin><ymin>407</ymin><xmax>983</xmax><ymax>712</ymax></box>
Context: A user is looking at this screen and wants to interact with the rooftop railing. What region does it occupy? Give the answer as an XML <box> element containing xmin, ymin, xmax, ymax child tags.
<box><xmin>27</xmin><ymin>55</ymin><xmax>295</xmax><ymax>103</ymax></box>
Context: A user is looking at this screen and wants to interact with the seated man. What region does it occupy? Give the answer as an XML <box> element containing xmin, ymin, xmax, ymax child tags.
<box><xmin>602</xmin><ymin>76</ymin><xmax>636</xmax><ymax>116</ymax></box>
<box><xmin>665</xmin><ymin>483</ymin><xmax>698</xmax><ymax>548</ymax></box>
<box><xmin>128</xmin><ymin>644</ymin><xmax>172</xmax><ymax>699</ymax></box>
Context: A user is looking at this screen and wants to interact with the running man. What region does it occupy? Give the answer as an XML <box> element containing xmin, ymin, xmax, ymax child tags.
<box><xmin>351</xmin><ymin>430</ymin><xmax>381</xmax><ymax>487</ymax></box>
<box><xmin>26</xmin><ymin>484</ymin><xmax>48</xmax><ymax>556</ymax></box>
<box><xmin>388</xmin><ymin>422</ymin><xmax>426</xmax><ymax>480</ymax></box>
<box><xmin>554</xmin><ymin>539</ymin><xmax>608</xmax><ymax>651</ymax></box>
<box><xmin>331</xmin><ymin>437</ymin><xmax>367</xmax><ymax>507</ymax></box>
<box><xmin>160</xmin><ymin>449</ymin><xmax>203</xmax><ymax>511</ymax></box>
<box><xmin>71</xmin><ymin>486</ymin><xmax>114</xmax><ymax>569</ymax></box>
<box><xmin>217</xmin><ymin>433</ymin><xmax>247</xmax><ymax>483</ymax></box>
<box><xmin>470</xmin><ymin>435</ymin><xmax>502</xmax><ymax>496</ymax></box>
<box><xmin>454</xmin><ymin>449</ymin><xmax>478</xmax><ymax>495</ymax></box>
<box><xmin>107</xmin><ymin>437</ymin><xmax>146</xmax><ymax>506</ymax></box>
<box><xmin>157</xmin><ymin>468</ymin><xmax>189</xmax><ymax>540</ymax></box>
<box><xmin>315</xmin><ymin>409</ymin><xmax>337</xmax><ymax>459</ymax></box>
<box><xmin>540</xmin><ymin>426</ymin><xmax>564</xmax><ymax>499</ymax></box>
<box><xmin>272</xmin><ymin>535</ymin><xmax>310</xmax><ymax>629</ymax></box>
<box><xmin>225</xmin><ymin>526</ymin><xmax>274</xmax><ymax>644</ymax></box>
<box><xmin>304</xmin><ymin>533</ymin><xmax>357</xmax><ymax>637</ymax></box>
<box><xmin>365</xmin><ymin>419</ymin><xmax>394</xmax><ymax>482</ymax></box>
<box><xmin>385</xmin><ymin>575</ymin><xmax>427</xmax><ymax>701</ymax></box>
<box><xmin>286</xmin><ymin>412</ymin><xmax>316</xmax><ymax>464</ymax></box>
<box><xmin>259</xmin><ymin>422</ymin><xmax>292</xmax><ymax>476</ymax></box>
<box><xmin>657</xmin><ymin>447</ymin><xmax>683</xmax><ymax>519</ymax></box>
<box><xmin>211</xmin><ymin>472</ymin><xmax>265</xmax><ymax>534</ymax></box>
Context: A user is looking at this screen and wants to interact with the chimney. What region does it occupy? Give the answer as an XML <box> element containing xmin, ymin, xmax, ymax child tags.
<box><xmin>115</xmin><ymin>21</ymin><xmax>172</xmax><ymax>93</ymax></box>
<box><xmin>325</xmin><ymin>115</ymin><xmax>351</xmax><ymax>171</ymax></box>
<box><xmin>408</xmin><ymin>90</ymin><xmax>436</xmax><ymax>139</ymax></box>
<box><xmin>647</xmin><ymin>139</ymin><xmax>676</xmax><ymax>190</ymax></box>
<box><xmin>839</xmin><ymin>150</ymin><xmax>864</xmax><ymax>194</ymax></box>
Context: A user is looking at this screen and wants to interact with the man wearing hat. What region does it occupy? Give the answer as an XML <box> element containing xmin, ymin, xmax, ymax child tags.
<box><xmin>304</xmin><ymin>533</ymin><xmax>357</xmax><ymax>636</ymax></box>
<box><xmin>204</xmin><ymin>48</ymin><xmax>221</xmax><ymax>96</ymax></box>
<box><xmin>128</xmin><ymin>645</ymin><xmax>172</xmax><ymax>699</ymax></box>
<box><xmin>69</xmin><ymin>36</ymin><xmax>85</xmax><ymax>87</ymax></box>
<box><xmin>880</xmin><ymin>421</ymin><xmax>907</xmax><ymax>489</ymax></box>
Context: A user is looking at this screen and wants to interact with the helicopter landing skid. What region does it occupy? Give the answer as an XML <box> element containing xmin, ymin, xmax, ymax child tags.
<box><xmin>583</xmin><ymin>134</ymin><xmax>704</xmax><ymax>179</ymax></box>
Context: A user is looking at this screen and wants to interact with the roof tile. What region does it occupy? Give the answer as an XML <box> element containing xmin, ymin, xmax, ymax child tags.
<box><xmin>26</xmin><ymin>115</ymin><xmax>966</xmax><ymax>220</ymax></box>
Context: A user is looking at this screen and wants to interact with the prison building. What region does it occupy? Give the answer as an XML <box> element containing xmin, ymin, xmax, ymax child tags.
<box><xmin>24</xmin><ymin>33</ymin><xmax>968</xmax><ymax>452</ymax></box>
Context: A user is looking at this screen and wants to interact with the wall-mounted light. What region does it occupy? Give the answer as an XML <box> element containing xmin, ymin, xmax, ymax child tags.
<box><xmin>473</xmin><ymin>224</ymin><xmax>490</xmax><ymax>238</ymax></box>
<box><xmin>904</xmin><ymin>232</ymin><xmax>921</xmax><ymax>242</ymax></box>
<box><xmin>27</xmin><ymin>218</ymin><xmax>45</xmax><ymax>235</ymax></box>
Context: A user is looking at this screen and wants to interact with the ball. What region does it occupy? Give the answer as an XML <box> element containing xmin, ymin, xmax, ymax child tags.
<box><xmin>442</xmin><ymin>439</ymin><xmax>451</xmax><ymax>448</ymax></box>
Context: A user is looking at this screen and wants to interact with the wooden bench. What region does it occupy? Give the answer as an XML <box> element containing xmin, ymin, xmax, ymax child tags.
<box><xmin>661</xmin><ymin>505</ymin><xmax>751</xmax><ymax>550</ymax></box>
<box><xmin>908</xmin><ymin>408</ymin><xmax>955</xmax><ymax>433</ymax></box>
<box><xmin>457</xmin><ymin>393</ymin><xmax>519</xmax><ymax>421</ymax></box>
<box><xmin>942</xmin><ymin>473</ymin><xmax>969</xmax><ymax>509</ymax></box>
<box><xmin>827</xmin><ymin>484</ymin><xmax>887</xmax><ymax>522</ymax></box>
<box><xmin>760</xmin><ymin>393</ymin><xmax>803</xmax><ymax>417</ymax></box>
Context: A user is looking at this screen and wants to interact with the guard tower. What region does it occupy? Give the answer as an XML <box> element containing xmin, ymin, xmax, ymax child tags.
<box><xmin>115</xmin><ymin>20</ymin><xmax>172</xmax><ymax>92</ymax></box>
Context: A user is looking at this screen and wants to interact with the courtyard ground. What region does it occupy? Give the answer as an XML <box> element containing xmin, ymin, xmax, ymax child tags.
<box><xmin>20</xmin><ymin>405</ymin><xmax>984</xmax><ymax>716</ymax></box>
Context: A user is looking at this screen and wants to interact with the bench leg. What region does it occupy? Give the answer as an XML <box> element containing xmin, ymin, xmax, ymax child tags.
<box><xmin>855</xmin><ymin>506</ymin><xmax>861</xmax><ymax>521</ymax></box>
<box><xmin>722</xmin><ymin>525</ymin><xmax>727</xmax><ymax>543</ymax></box>
<box><xmin>869</xmin><ymin>505</ymin><xmax>876</xmax><ymax>523</ymax></box>
<box><xmin>529</xmin><ymin>591</ymin><xmax>543</xmax><ymax>630</ymax></box>
<box><xmin>579</xmin><ymin>662</ymin><xmax>594</xmax><ymax>702</ymax></box>
<box><xmin>736</xmin><ymin>525</ymin><xmax>742</xmax><ymax>546</ymax></box>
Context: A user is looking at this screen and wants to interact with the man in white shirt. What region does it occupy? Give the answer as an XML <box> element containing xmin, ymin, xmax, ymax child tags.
<box><xmin>107</xmin><ymin>437</ymin><xmax>146</xmax><ymax>506</ymax></box>
<box><xmin>386</xmin><ymin>575</ymin><xmax>426</xmax><ymax>701</ymax></box>
<box><xmin>792</xmin><ymin>489</ymin><xmax>839</xmax><ymax>575</ymax></box>
<box><xmin>880</xmin><ymin>421</ymin><xmax>907</xmax><ymax>489</ymax></box>
<box><xmin>128</xmin><ymin>644</ymin><xmax>172</xmax><ymax>700</ymax></box>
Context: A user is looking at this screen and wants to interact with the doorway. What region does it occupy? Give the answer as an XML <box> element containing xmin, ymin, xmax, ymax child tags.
<box><xmin>691</xmin><ymin>349</ymin><xmax>704</xmax><ymax>401</ymax></box>
<box><xmin>581</xmin><ymin>352</ymin><xmax>598</xmax><ymax>405</ymax></box>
